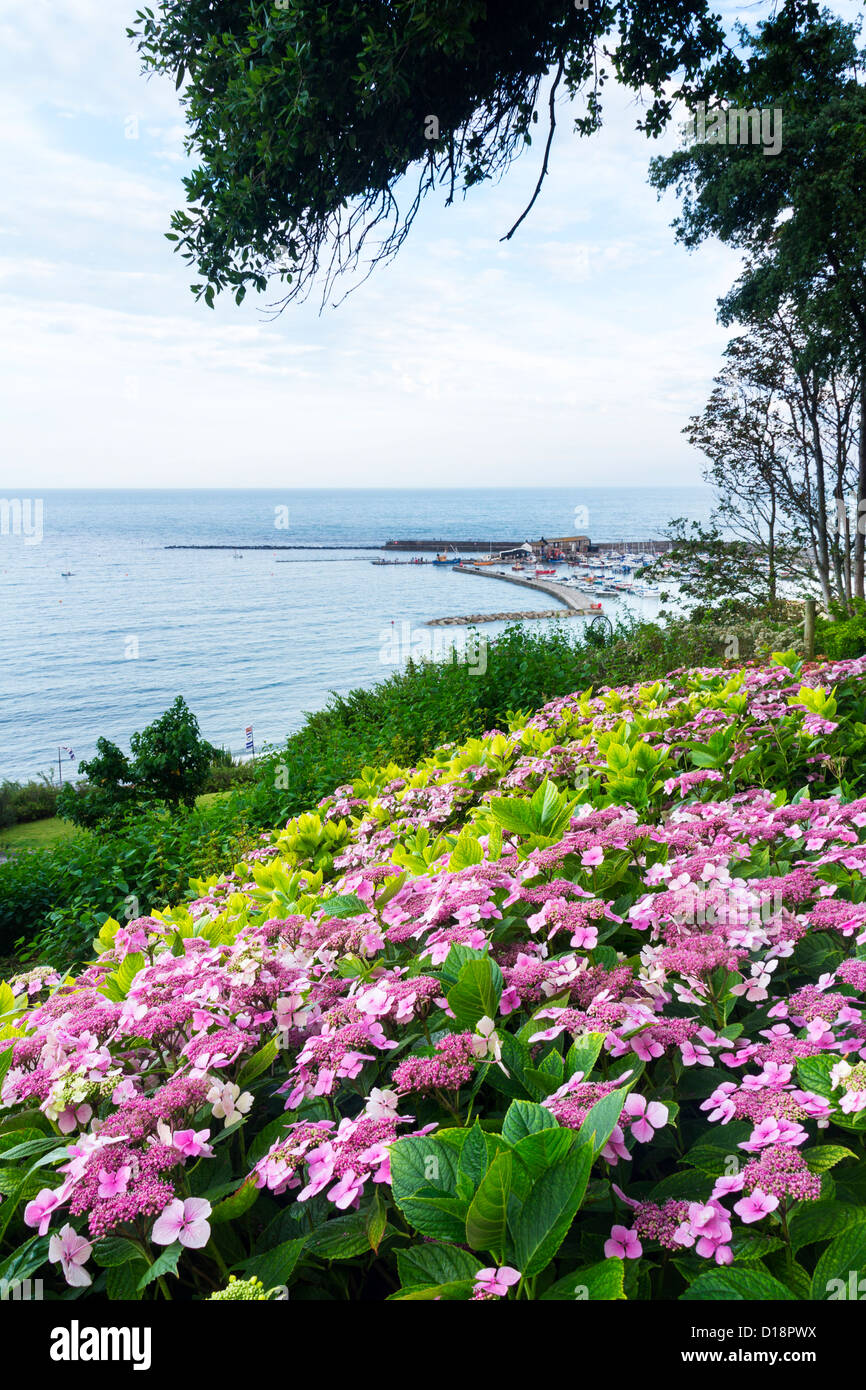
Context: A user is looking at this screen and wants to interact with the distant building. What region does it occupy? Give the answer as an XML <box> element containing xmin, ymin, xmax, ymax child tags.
<box><xmin>539</xmin><ymin>535</ymin><xmax>590</xmax><ymax>556</ymax></box>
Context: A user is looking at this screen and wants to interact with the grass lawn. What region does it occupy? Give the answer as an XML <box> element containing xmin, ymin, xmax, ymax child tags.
<box><xmin>0</xmin><ymin>817</ymin><xmax>77</xmax><ymax>852</ymax></box>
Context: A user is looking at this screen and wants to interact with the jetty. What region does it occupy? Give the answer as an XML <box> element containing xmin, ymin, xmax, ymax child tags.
<box><xmin>429</xmin><ymin>609</ymin><xmax>583</xmax><ymax>626</ymax></box>
<box><xmin>164</xmin><ymin>537</ymin><xmax>671</xmax><ymax>556</ymax></box>
<box><xmin>384</xmin><ymin>537</ymin><xmax>672</xmax><ymax>556</ymax></box>
<box><xmin>385</xmin><ymin>538</ymin><xmax>538</xmax><ymax>555</ymax></box>
<box><xmin>427</xmin><ymin>562</ymin><xmax>600</xmax><ymax>624</ymax></box>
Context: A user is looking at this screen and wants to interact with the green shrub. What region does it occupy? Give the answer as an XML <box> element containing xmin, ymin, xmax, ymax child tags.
<box><xmin>0</xmin><ymin>777</ymin><xmax>60</xmax><ymax>829</ymax></box>
<box><xmin>6</xmin><ymin>799</ymin><xmax>262</xmax><ymax>964</ymax></box>
<box><xmin>816</xmin><ymin>600</ymin><xmax>866</xmax><ymax>660</ymax></box>
<box><xmin>203</xmin><ymin>759</ymin><xmax>258</xmax><ymax>792</ymax></box>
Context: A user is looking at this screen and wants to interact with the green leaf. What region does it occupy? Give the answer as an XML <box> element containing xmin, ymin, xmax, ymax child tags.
<box><xmin>730</xmin><ymin>1231</ymin><xmax>784</xmax><ymax>1263</ymax></box>
<box><xmin>437</xmin><ymin>942</ymin><xmax>486</xmax><ymax>985</ymax></box>
<box><xmin>458</xmin><ymin>1120</ymin><xmax>489</xmax><ymax>1189</ymax></box>
<box><xmin>398</xmin><ymin>1197</ymin><xmax>467</xmax><ymax>1243</ymax></box>
<box><xmin>237</xmin><ymin>1037</ymin><xmax>279</xmax><ymax>1088</ymax></box>
<box><xmin>0</xmin><ymin>1135</ymin><xmax>64</xmax><ymax>1164</ymax></box>
<box><xmin>565</xmin><ymin>1032</ymin><xmax>607</xmax><ymax>1079</ymax></box>
<box><xmin>510</xmin><ymin>1145</ymin><xmax>593</xmax><ymax>1277</ymax></box>
<box><xmin>447</xmin><ymin>957</ymin><xmax>502</xmax><ymax>1030</ymax></box>
<box><xmin>530</xmin><ymin>778</ymin><xmax>561</xmax><ymax>830</ymax></box>
<box><xmin>502</xmin><ymin>1100</ymin><xmax>559</xmax><ymax>1145</ymax></box>
<box><xmin>488</xmin><ymin>795</ymin><xmax>538</xmax><ymax>838</ymax></box>
<box><xmin>804</xmin><ymin>1145</ymin><xmax>857</xmax><ymax>1174</ymax></box>
<box><xmin>0</xmin><ymin>1234</ymin><xmax>50</xmax><ymax>1286</ymax></box>
<box><xmin>389</xmin><ymin>1135</ymin><xmax>459</xmax><ymax>1202</ymax></box>
<box><xmin>101</xmin><ymin>952</ymin><xmax>145</xmax><ymax>1002</ymax></box>
<box><xmin>681</xmin><ymin>1268</ymin><xmax>798</xmax><ymax>1301</ymax></box>
<box><xmin>523</xmin><ymin>1066</ymin><xmax>563</xmax><ymax>1097</ymax></box>
<box><xmin>510</xmin><ymin>1127</ymin><xmax>574</xmax><ymax>1180</ymax></box>
<box><xmin>683</xmin><ymin>1123</ymin><xmax>752</xmax><ymax>1175</ymax></box>
<box><xmin>448</xmin><ymin>833</ymin><xmax>484</xmax><ymax>872</ymax></box>
<box><xmin>107</xmin><ymin>1260</ymin><xmax>147</xmax><ymax>1300</ymax></box>
<box><xmin>0</xmin><ymin>1146</ymin><xmax>69</xmax><ymax>1243</ymax></box>
<box><xmin>782</xmin><ymin>1261</ymin><xmax>813</xmax><ymax>1301</ymax></box>
<box><xmin>209</xmin><ymin>1178</ymin><xmax>260</xmax><ymax>1226</ymax></box>
<box><xmin>389</xmin><ymin>1279</ymin><xmax>474</xmax><ymax>1301</ymax></box>
<box><xmin>93</xmin><ymin>1237</ymin><xmax>145</xmax><ymax>1268</ymax></box>
<box><xmin>365</xmin><ymin>1190</ymin><xmax>389</xmax><ymax>1253</ymax></box>
<box><xmin>789</xmin><ymin>1201</ymin><xmax>866</xmax><ymax>1252</ymax></box>
<box><xmin>811</xmin><ymin>1226</ymin><xmax>866</xmax><ymax>1298</ymax></box>
<box><xmin>536</xmin><ymin>1048</ymin><xmax>564</xmax><ymax>1082</ymax></box>
<box><xmin>241</xmin><ymin>1235</ymin><xmax>307</xmax><ymax>1289</ymax></box>
<box><xmin>488</xmin><ymin>1032</ymin><xmax>536</xmax><ymax>1099</ymax></box>
<box><xmin>795</xmin><ymin>1054</ymin><xmax>837</xmax><ymax>1098</ymax></box>
<box><xmin>397</xmin><ymin>1242</ymin><xmax>483</xmax><ymax>1290</ymax></box>
<box><xmin>137</xmin><ymin>1242</ymin><xmax>182</xmax><ymax>1290</ymax></box>
<box><xmin>0</xmin><ymin>981</ymin><xmax>17</xmax><ymax>1021</ymax></box>
<box><xmin>650</xmin><ymin>1169</ymin><xmax>713</xmax><ymax>1202</ymax></box>
<box><xmin>575</xmin><ymin>1087</ymin><xmax>628</xmax><ymax>1156</ymax></box>
<box><xmin>319</xmin><ymin>893</ymin><xmax>368</xmax><ymax>919</ymax></box>
<box><xmin>541</xmin><ymin>1257</ymin><xmax>625</xmax><ymax>1300</ymax></box>
<box><xmin>305</xmin><ymin>1210</ymin><xmax>380</xmax><ymax>1261</ymax></box>
<box><xmin>465</xmin><ymin>1153</ymin><xmax>512</xmax><ymax>1258</ymax></box>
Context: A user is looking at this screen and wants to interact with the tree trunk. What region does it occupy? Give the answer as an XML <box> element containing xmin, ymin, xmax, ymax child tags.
<box><xmin>767</xmin><ymin>483</ymin><xmax>777</xmax><ymax>611</ymax></box>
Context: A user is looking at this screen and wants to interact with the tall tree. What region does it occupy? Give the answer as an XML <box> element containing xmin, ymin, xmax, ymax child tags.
<box><xmin>650</xmin><ymin>311</ymin><xmax>860</xmax><ymax>614</ymax></box>
<box><xmin>129</xmin><ymin>0</ymin><xmax>730</xmax><ymax>307</ymax></box>
<box><xmin>649</xmin><ymin>2</ymin><xmax>866</xmax><ymax>592</ymax></box>
<box><xmin>683</xmin><ymin>332</ymin><xmax>807</xmax><ymax>612</ymax></box>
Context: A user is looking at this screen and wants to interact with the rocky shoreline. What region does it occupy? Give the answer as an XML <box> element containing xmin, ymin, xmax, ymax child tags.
<box><xmin>428</xmin><ymin>610</ymin><xmax>583</xmax><ymax>625</ymax></box>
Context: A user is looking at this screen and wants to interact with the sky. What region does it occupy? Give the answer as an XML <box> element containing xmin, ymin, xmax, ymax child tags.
<box><xmin>0</xmin><ymin>2</ymin><xmax>860</xmax><ymax>490</ymax></box>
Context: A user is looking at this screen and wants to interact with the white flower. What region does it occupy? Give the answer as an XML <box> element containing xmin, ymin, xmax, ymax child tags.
<box><xmin>830</xmin><ymin>1059</ymin><xmax>852</xmax><ymax>1089</ymax></box>
<box><xmin>207</xmin><ymin>1082</ymin><xmax>254</xmax><ymax>1126</ymax></box>
<box><xmin>472</xmin><ymin>1017</ymin><xmax>508</xmax><ymax>1074</ymax></box>
<box><xmin>365</xmin><ymin>1087</ymin><xmax>400</xmax><ymax>1120</ymax></box>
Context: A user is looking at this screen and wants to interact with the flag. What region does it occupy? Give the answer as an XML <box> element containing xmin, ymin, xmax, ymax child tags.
<box><xmin>60</xmin><ymin>746</ymin><xmax>75</xmax><ymax>760</ymax></box>
<box><xmin>244</xmin><ymin>725</ymin><xmax>254</xmax><ymax>753</ymax></box>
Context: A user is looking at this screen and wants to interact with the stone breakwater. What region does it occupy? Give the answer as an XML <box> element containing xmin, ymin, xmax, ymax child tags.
<box><xmin>450</xmin><ymin>564</ymin><xmax>598</xmax><ymax>614</ymax></box>
<box><xmin>428</xmin><ymin>610</ymin><xmax>583</xmax><ymax>626</ymax></box>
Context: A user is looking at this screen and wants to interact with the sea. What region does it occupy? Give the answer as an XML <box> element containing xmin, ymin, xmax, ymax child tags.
<box><xmin>0</xmin><ymin>487</ymin><xmax>711</xmax><ymax>782</ymax></box>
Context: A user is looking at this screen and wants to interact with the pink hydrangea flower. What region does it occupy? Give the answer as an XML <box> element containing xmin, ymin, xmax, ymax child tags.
<box><xmin>97</xmin><ymin>1165</ymin><xmax>131</xmax><ymax>1199</ymax></box>
<box><xmin>57</xmin><ymin>1103</ymin><xmax>92</xmax><ymax>1135</ymax></box>
<box><xmin>624</xmin><ymin>1094</ymin><xmax>669</xmax><ymax>1143</ymax></box>
<box><xmin>172</xmin><ymin>1128</ymin><xmax>214</xmax><ymax>1158</ymax></box>
<box><xmin>604</xmin><ymin>1225</ymin><xmax>642</xmax><ymax>1259</ymax></box>
<box><xmin>24</xmin><ymin>1187</ymin><xmax>65</xmax><ymax>1236</ymax></box>
<box><xmin>152</xmin><ymin>1197</ymin><xmax>212</xmax><ymax>1249</ymax></box>
<box><xmin>48</xmin><ymin>1223</ymin><xmax>93</xmax><ymax>1287</ymax></box>
<box><xmin>733</xmin><ymin>1189</ymin><xmax>779</xmax><ymax>1224</ymax></box>
<box><xmin>473</xmin><ymin>1266</ymin><xmax>521</xmax><ymax>1298</ymax></box>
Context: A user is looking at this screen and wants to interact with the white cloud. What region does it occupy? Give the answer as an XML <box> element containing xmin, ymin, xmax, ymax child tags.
<box><xmin>0</xmin><ymin>0</ymin><xmax>799</xmax><ymax>490</ymax></box>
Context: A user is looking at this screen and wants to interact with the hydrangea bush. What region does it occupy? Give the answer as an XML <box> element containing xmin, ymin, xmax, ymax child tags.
<box><xmin>4</xmin><ymin>650</ymin><xmax>866</xmax><ymax>1301</ymax></box>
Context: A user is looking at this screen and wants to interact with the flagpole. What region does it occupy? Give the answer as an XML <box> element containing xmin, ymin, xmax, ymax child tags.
<box><xmin>58</xmin><ymin>747</ymin><xmax>62</xmax><ymax>785</ymax></box>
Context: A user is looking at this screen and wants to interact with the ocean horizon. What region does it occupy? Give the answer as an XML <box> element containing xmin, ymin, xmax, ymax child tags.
<box><xmin>1</xmin><ymin>486</ymin><xmax>711</xmax><ymax>782</ymax></box>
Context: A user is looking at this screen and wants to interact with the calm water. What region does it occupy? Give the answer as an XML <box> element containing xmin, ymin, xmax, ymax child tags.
<box><xmin>0</xmin><ymin>488</ymin><xmax>710</xmax><ymax>781</ymax></box>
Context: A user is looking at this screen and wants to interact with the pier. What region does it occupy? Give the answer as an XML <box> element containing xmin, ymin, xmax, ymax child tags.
<box><xmin>429</xmin><ymin>610</ymin><xmax>583</xmax><ymax>625</ymax></box>
<box><xmin>165</xmin><ymin>538</ymin><xmax>671</xmax><ymax>556</ymax></box>
<box><xmin>427</xmin><ymin>563</ymin><xmax>601</xmax><ymax>623</ymax></box>
<box><xmin>385</xmin><ymin>538</ymin><xmax>537</xmax><ymax>554</ymax></box>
